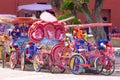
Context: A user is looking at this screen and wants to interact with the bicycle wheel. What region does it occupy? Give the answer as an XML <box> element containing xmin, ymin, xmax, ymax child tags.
<box><xmin>101</xmin><ymin>56</ymin><xmax>115</xmax><ymax>76</ymax></box>
<box><xmin>33</xmin><ymin>60</ymin><xmax>41</xmax><ymax>72</ymax></box>
<box><xmin>94</xmin><ymin>56</ymin><xmax>104</xmax><ymax>74</ymax></box>
<box><xmin>51</xmin><ymin>44</ymin><xmax>65</xmax><ymax>73</ymax></box>
<box><xmin>43</xmin><ymin>53</ymin><xmax>51</xmax><ymax>69</ymax></box>
<box><xmin>21</xmin><ymin>52</ymin><xmax>25</xmax><ymax>71</ymax></box>
<box><xmin>70</xmin><ymin>54</ymin><xmax>85</xmax><ymax>75</ymax></box>
<box><xmin>33</xmin><ymin>54</ymin><xmax>41</xmax><ymax>72</ymax></box>
<box><xmin>10</xmin><ymin>51</ymin><xmax>16</xmax><ymax>69</ymax></box>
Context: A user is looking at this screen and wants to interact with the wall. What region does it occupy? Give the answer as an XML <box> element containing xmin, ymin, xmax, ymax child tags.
<box><xmin>18</xmin><ymin>0</ymin><xmax>48</xmax><ymax>5</ymax></box>
<box><xmin>0</xmin><ymin>0</ymin><xmax>48</xmax><ymax>15</ymax></box>
<box><xmin>78</xmin><ymin>0</ymin><xmax>120</xmax><ymax>31</ymax></box>
<box><xmin>0</xmin><ymin>0</ymin><xmax>17</xmax><ymax>15</ymax></box>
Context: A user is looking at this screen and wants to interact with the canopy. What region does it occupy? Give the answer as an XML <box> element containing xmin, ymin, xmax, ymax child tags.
<box><xmin>18</xmin><ymin>3</ymin><xmax>52</xmax><ymax>11</ymax></box>
<box><xmin>11</xmin><ymin>17</ymin><xmax>38</xmax><ymax>24</ymax></box>
<box><xmin>0</xmin><ymin>14</ymin><xmax>16</xmax><ymax>18</ymax></box>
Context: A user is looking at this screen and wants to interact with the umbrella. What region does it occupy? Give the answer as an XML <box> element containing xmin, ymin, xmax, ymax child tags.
<box><xmin>18</xmin><ymin>3</ymin><xmax>52</xmax><ymax>11</ymax></box>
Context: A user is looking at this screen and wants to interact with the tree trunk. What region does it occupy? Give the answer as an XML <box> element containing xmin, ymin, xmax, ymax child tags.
<box><xmin>71</xmin><ymin>6</ymin><xmax>78</xmax><ymax>18</ymax></box>
<box><xmin>81</xmin><ymin>3</ymin><xmax>100</xmax><ymax>42</ymax></box>
<box><xmin>81</xmin><ymin>0</ymin><xmax>106</xmax><ymax>41</ymax></box>
<box><xmin>94</xmin><ymin>0</ymin><xmax>107</xmax><ymax>41</ymax></box>
<box><xmin>81</xmin><ymin>3</ymin><xmax>93</xmax><ymax>23</ymax></box>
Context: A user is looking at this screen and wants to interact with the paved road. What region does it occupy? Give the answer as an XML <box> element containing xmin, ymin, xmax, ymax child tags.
<box><xmin>0</xmin><ymin>64</ymin><xmax>120</xmax><ymax>80</ymax></box>
<box><xmin>1</xmin><ymin>47</ymin><xmax>120</xmax><ymax>80</ymax></box>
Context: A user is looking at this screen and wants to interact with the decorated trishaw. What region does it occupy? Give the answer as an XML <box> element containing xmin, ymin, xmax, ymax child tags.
<box><xmin>24</xmin><ymin>12</ymin><xmax>115</xmax><ymax>75</ymax></box>
<box><xmin>0</xmin><ymin>16</ymin><xmax>15</xmax><ymax>68</ymax></box>
<box><xmin>66</xmin><ymin>24</ymin><xmax>115</xmax><ymax>75</ymax></box>
<box><xmin>22</xmin><ymin>14</ymin><xmax>66</xmax><ymax>72</ymax></box>
<box><xmin>0</xmin><ymin>12</ymin><xmax>114</xmax><ymax>76</ymax></box>
<box><xmin>9</xmin><ymin>17</ymin><xmax>38</xmax><ymax>70</ymax></box>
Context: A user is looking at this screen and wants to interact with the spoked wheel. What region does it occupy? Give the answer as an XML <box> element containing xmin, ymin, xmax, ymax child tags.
<box><xmin>10</xmin><ymin>51</ymin><xmax>16</xmax><ymax>69</ymax></box>
<box><xmin>94</xmin><ymin>56</ymin><xmax>104</xmax><ymax>74</ymax></box>
<box><xmin>70</xmin><ymin>54</ymin><xmax>85</xmax><ymax>75</ymax></box>
<box><xmin>51</xmin><ymin>44</ymin><xmax>65</xmax><ymax>73</ymax></box>
<box><xmin>48</xmin><ymin>53</ymin><xmax>63</xmax><ymax>73</ymax></box>
<box><xmin>21</xmin><ymin>52</ymin><xmax>25</xmax><ymax>71</ymax></box>
<box><xmin>95</xmin><ymin>56</ymin><xmax>115</xmax><ymax>75</ymax></box>
<box><xmin>33</xmin><ymin>54</ymin><xmax>42</xmax><ymax>72</ymax></box>
<box><xmin>43</xmin><ymin>53</ymin><xmax>51</xmax><ymax>69</ymax></box>
<box><xmin>99</xmin><ymin>56</ymin><xmax>115</xmax><ymax>76</ymax></box>
<box><xmin>33</xmin><ymin>60</ymin><xmax>41</xmax><ymax>72</ymax></box>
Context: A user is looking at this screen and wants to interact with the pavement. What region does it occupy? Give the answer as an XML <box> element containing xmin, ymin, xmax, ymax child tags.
<box><xmin>0</xmin><ymin>47</ymin><xmax>120</xmax><ymax>80</ymax></box>
<box><xmin>0</xmin><ymin>67</ymin><xmax>120</xmax><ymax>80</ymax></box>
<box><xmin>113</xmin><ymin>47</ymin><xmax>120</xmax><ymax>74</ymax></box>
<box><xmin>0</xmin><ymin>63</ymin><xmax>120</xmax><ymax>80</ymax></box>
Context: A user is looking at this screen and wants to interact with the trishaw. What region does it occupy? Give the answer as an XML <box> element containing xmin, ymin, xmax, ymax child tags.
<box><xmin>9</xmin><ymin>17</ymin><xmax>37</xmax><ymax>70</ymax></box>
<box><xmin>66</xmin><ymin>24</ymin><xmax>115</xmax><ymax>75</ymax></box>
<box><xmin>26</xmin><ymin>12</ymin><xmax>115</xmax><ymax>75</ymax></box>
<box><xmin>0</xmin><ymin>17</ymin><xmax>14</xmax><ymax>68</ymax></box>
<box><xmin>22</xmin><ymin>19</ymin><xmax>65</xmax><ymax>72</ymax></box>
<box><xmin>5</xmin><ymin>12</ymin><xmax>114</xmax><ymax>76</ymax></box>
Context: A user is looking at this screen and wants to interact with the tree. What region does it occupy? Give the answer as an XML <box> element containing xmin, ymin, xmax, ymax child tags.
<box><xmin>48</xmin><ymin>0</ymin><xmax>81</xmax><ymax>24</ymax></box>
<box><xmin>48</xmin><ymin>0</ymin><xmax>71</xmax><ymax>17</ymax></box>
<box><xmin>48</xmin><ymin>0</ymin><xmax>107</xmax><ymax>41</ymax></box>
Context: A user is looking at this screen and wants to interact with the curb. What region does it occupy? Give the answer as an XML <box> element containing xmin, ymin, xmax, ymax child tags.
<box><xmin>115</xmin><ymin>71</ymin><xmax>120</xmax><ymax>74</ymax></box>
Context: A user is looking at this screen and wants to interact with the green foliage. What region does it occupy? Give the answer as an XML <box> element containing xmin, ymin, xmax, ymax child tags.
<box><xmin>58</xmin><ymin>14</ymin><xmax>74</xmax><ymax>20</ymax></box>
<box><xmin>58</xmin><ymin>14</ymin><xmax>81</xmax><ymax>24</ymax></box>
<box><xmin>69</xmin><ymin>18</ymin><xmax>82</xmax><ymax>24</ymax></box>
<box><xmin>61</xmin><ymin>0</ymin><xmax>74</xmax><ymax>10</ymax></box>
<box><xmin>85</xmin><ymin>0</ymin><xmax>90</xmax><ymax>3</ymax></box>
<box><xmin>77</xmin><ymin>7</ymin><xmax>83</xmax><ymax>13</ymax></box>
<box><xmin>77</xmin><ymin>0</ymin><xmax>90</xmax><ymax>4</ymax></box>
<box><xmin>61</xmin><ymin>0</ymin><xmax>91</xmax><ymax>13</ymax></box>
